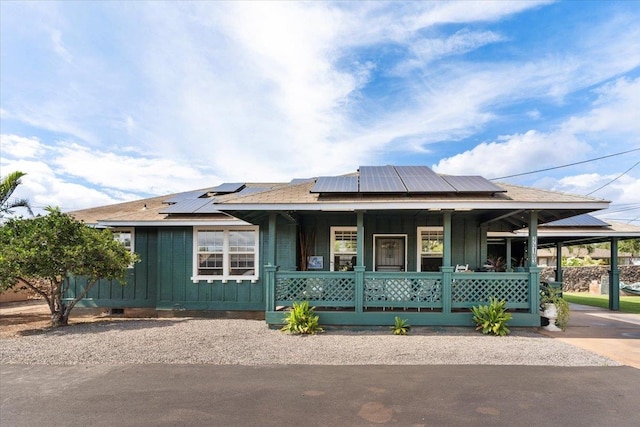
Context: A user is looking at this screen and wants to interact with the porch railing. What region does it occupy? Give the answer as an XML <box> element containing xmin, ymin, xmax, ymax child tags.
<box><xmin>272</xmin><ymin>270</ymin><xmax>533</xmax><ymax>311</ymax></box>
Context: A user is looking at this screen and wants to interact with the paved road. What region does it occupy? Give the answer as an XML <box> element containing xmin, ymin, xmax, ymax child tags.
<box><xmin>2</xmin><ymin>364</ymin><xmax>639</xmax><ymax>426</ymax></box>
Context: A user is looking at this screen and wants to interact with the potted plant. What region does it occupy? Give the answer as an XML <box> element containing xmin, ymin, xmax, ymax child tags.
<box><xmin>540</xmin><ymin>285</ymin><xmax>570</xmax><ymax>331</ymax></box>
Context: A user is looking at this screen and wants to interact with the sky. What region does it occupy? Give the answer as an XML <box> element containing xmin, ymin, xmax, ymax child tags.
<box><xmin>1</xmin><ymin>1</ymin><xmax>639</xmax><ymax>223</ymax></box>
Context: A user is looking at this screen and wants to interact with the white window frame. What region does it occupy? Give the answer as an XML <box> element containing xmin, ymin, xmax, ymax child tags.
<box><xmin>192</xmin><ymin>226</ymin><xmax>259</xmax><ymax>283</ymax></box>
<box><xmin>330</xmin><ymin>226</ymin><xmax>358</xmax><ymax>272</ymax></box>
<box><xmin>113</xmin><ymin>228</ymin><xmax>134</xmax><ymax>268</ymax></box>
<box><xmin>417</xmin><ymin>226</ymin><xmax>444</xmax><ymax>272</ymax></box>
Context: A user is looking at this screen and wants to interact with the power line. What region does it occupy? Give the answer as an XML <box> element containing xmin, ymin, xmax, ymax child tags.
<box><xmin>586</xmin><ymin>160</ymin><xmax>640</xmax><ymax>196</ymax></box>
<box><xmin>488</xmin><ymin>147</ymin><xmax>640</xmax><ymax>180</ymax></box>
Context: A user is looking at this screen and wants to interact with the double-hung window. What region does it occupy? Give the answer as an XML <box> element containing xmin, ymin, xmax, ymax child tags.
<box><xmin>417</xmin><ymin>226</ymin><xmax>443</xmax><ymax>272</ymax></box>
<box><xmin>113</xmin><ymin>228</ymin><xmax>134</xmax><ymax>268</ymax></box>
<box><xmin>330</xmin><ymin>227</ymin><xmax>358</xmax><ymax>271</ymax></box>
<box><xmin>194</xmin><ymin>227</ymin><xmax>259</xmax><ymax>281</ymax></box>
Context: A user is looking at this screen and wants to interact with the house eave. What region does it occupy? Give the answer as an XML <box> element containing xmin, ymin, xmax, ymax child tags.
<box><xmin>97</xmin><ymin>219</ymin><xmax>252</xmax><ymax>227</ymax></box>
<box><xmin>212</xmin><ymin>201</ymin><xmax>609</xmax><ymax>212</ymax></box>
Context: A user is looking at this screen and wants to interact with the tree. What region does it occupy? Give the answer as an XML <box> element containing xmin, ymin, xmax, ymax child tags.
<box><xmin>0</xmin><ymin>207</ymin><xmax>137</xmax><ymax>326</ymax></box>
<box><xmin>0</xmin><ymin>171</ymin><xmax>33</xmax><ymax>219</ymax></box>
<box><xmin>619</xmin><ymin>239</ymin><xmax>640</xmax><ymax>257</ymax></box>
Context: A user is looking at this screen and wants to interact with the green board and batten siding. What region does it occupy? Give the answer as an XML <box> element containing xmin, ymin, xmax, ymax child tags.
<box><xmin>69</xmin><ymin>226</ymin><xmax>267</xmax><ymax>311</ymax></box>
<box><xmin>68</xmin><ymin>228</ymin><xmax>158</xmax><ymax>308</ymax></box>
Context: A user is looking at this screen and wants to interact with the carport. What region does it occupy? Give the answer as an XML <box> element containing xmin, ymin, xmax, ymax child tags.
<box><xmin>490</xmin><ymin>214</ymin><xmax>640</xmax><ymax>311</ymax></box>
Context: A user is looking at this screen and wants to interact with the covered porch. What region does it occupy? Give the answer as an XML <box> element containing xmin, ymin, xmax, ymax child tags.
<box><xmin>262</xmin><ymin>210</ymin><xmax>544</xmax><ymax>327</ymax></box>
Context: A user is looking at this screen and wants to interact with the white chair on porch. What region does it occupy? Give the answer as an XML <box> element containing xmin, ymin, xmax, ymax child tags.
<box><xmin>455</xmin><ymin>264</ymin><xmax>469</xmax><ymax>272</ymax></box>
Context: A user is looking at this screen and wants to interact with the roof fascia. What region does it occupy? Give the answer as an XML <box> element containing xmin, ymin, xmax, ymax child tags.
<box><xmin>212</xmin><ymin>201</ymin><xmax>609</xmax><ymax>211</ymax></box>
<box><xmin>97</xmin><ymin>219</ymin><xmax>252</xmax><ymax>227</ymax></box>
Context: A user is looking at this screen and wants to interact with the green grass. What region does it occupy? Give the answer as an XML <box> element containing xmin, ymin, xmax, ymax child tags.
<box><xmin>563</xmin><ymin>292</ymin><xmax>640</xmax><ymax>314</ymax></box>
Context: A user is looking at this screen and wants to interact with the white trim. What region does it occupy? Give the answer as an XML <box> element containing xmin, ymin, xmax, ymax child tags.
<box><xmin>330</xmin><ymin>226</ymin><xmax>358</xmax><ymax>272</ymax></box>
<box><xmin>192</xmin><ymin>225</ymin><xmax>260</xmax><ymax>282</ymax></box>
<box><xmin>112</xmin><ymin>227</ymin><xmax>135</xmax><ymax>268</ymax></box>
<box><xmin>373</xmin><ymin>234</ymin><xmax>408</xmax><ymax>272</ymax></box>
<box><xmin>416</xmin><ymin>226</ymin><xmax>444</xmax><ymax>272</ymax></box>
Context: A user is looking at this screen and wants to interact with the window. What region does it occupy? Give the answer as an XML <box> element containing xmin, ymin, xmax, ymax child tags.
<box><xmin>113</xmin><ymin>228</ymin><xmax>134</xmax><ymax>268</ymax></box>
<box><xmin>331</xmin><ymin>227</ymin><xmax>358</xmax><ymax>271</ymax></box>
<box><xmin>417</xmin><ymin>226</ymin><xmax>443</xmax><ymax>272</ymax></box>
<box><xmin>113</xmin><ymin>229</ymin><xmax>134</xmax><ymax>253</ymax></box>
<box><xmin>194</xmin><ymin>227</ymin><xmax>259</xmax><ymax>280</ymax></box>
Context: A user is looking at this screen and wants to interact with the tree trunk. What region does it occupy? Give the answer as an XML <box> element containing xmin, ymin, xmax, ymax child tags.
<box><xmin>50</xmin><ymin>311</ymin><xmax>69</xmax><ymax>327</ymax></box>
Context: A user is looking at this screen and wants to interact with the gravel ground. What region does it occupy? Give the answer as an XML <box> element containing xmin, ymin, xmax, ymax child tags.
<box><xmin>0</xmin><ymin>318</ymin><xmax>619</xmax><ymax>366</ymax></box>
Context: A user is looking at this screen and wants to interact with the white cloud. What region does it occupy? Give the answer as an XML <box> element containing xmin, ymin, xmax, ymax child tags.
<box><xmin>432</xmin><ymin>129</ymin><xmax>590</xmax><ymax>178</ymax></box>
<box><xmin>563</xmin><ymin>77</ymin><xmax>640</xmax><ymax>137</ymax></box>
<box><xmin>0</xmin><ymin>134</ymin><xmax>46</xmax><ymax>158</ymax></box>
<box><xmin>2</xmin><ymin>1</ymin><xmax>639</xmax><ymax>217</ymax></box>
<box><xmin>398</xmin><ymin>29</ymin><xmax>505</xmax><ymax>73</ymax></box>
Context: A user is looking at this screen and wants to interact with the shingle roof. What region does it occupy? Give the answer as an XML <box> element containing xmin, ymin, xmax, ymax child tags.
<box><xmin>68</xmin><ymin>166</ymin><xmax>609</xmax><ymax>226</ymax></box>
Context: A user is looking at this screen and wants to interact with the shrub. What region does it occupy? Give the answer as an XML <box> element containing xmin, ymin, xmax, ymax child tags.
<box><xmin>471</xmin><ymin>298</ymin><xmax>512</xmax><ymax>336</ymax></box>
<box><xmin>280</xmin><ymin>301</ymin><xmax>323</xmax><ymax>335</ymax></box>
<box><xmin>390</xmin><ymin>316</ymin><xmax>411</xmax><ymax>335</ymax></box>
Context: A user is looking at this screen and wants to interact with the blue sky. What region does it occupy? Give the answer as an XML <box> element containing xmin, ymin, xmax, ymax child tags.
<box><xmin>1</xmin><ymin>1</ymin><xmax>639</xmax><ymax>223</ymax></box>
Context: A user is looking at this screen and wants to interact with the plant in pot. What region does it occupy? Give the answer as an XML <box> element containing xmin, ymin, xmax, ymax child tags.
<box><xmin>540</xmin><ymin>286</ymin><xmax>570</xmax><ymax>331</ymax></box>
<box><xmin>485</xmin><ymin>256</ymin><xmax>506</xmax><ymax>272</ymax></box>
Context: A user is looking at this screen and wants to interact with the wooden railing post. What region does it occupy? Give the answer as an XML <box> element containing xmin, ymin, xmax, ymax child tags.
<box><xmin>528</xmin><ymin>266</ymin><xmax>541</xmax><ymax>315</ymax></box>
<box><xmin>354</xmin><ymin>266</ymin><xmax>365</xmax><ymax>313</ymax></box>
<box><xmin>440</xmin><ymin>266</ymin><xmax>454</xmax><ymax>314</ymax></box>
<box><xmin>265</xmin><ymin>265</ymin><xmax>277</xmax><ymax>312</ymax></box>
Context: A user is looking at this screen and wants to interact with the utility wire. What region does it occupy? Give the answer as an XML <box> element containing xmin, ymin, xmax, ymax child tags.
<box><xmin>586</xmin><ymin>160</ymin><xmax>640</xmax><ymax>196</ymax></box>
<box><xmin>488</xmin><ymin>147</ymin><xmax>640</xmax><ymax>180</ymax></box>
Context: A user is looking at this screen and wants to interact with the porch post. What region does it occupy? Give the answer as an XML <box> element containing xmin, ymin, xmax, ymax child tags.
<box><xmin>506</xmin><ymin>238</ymin><xmax>512</xmax><ymax>270</ymax></box>
<box><xmin>441</xmin><ymin>211</ymin><xmax>453</xmax><ymax>314</ymax></box>
<box><xmin>556</xmin><ymin>242</ymin><xmax>563</xmax><ymax>282</ymax></box>
<box><xmin>527</xmin><ymin>211</ymin><xmax>538</xmax><ymax>268</ymax></box>
<box><xmin>268</xmin><ymin>213</ymin><xmax>277</xmax><ymax>266</ymax></box>
<box><xmin>443</xmin><ymin>211</ymin><xmax>452</xmax><ymax>267</ymax></box>
<box><xmin>528</xmin><ymin>211</ymin><xmax>541</xmax><ymax>315</ymax></box>
<box><xmin>355</xmin><ymin>211</ymin><xmax>365</xmax><ymax>313</ymax></box>
<box><xmin>266</xmin><ymin>213</ymin><xmax>277</xmax><ymax>313</ymax></box>
<box><xmin>609</xmin><ymin>237</ymin><xmax>620</xmax><ymax>311</ymax></box>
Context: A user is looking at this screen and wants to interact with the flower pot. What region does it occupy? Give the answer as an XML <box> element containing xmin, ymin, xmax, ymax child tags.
<box><xmin>541</xmin><ymin>303</ymin><xmax>561</xmax><ymax>332</ymax></box>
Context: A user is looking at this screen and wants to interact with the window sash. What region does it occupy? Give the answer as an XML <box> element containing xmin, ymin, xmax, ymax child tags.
<box><xmin>194</xmin><ymin>227</ymin><xmax>258</xmax><ymax>279</ymax></box>
<box><xmin>331</xmin><ymin>227</ymin><xmax>358</xmax><ymax>271</ymax></box>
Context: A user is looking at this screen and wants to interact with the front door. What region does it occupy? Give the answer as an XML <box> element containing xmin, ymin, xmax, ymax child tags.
<box><xmin>374</xmin><ymin>236</ymin><xmax>406</xmax><ymax>272</ymax></box>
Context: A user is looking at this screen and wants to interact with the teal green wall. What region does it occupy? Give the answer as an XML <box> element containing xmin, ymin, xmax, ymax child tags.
<box><xmin>156</xmin><ymin>227</ymin><xmax>264</xmax><ymax>310</ymax></box>
<box><xmin>282</xmin><ymin>212</ymin><xmax>482</xmax><ymax>272</ymax></box>
<box><xmin>68</xmin><ymin>227</ymin><xmax>158</xmax><ymax>308</ymax></box>
<box><xmin>68</xmin><ymin>211</ymin><xmax>484</xmax><ymax>312</ymax></box>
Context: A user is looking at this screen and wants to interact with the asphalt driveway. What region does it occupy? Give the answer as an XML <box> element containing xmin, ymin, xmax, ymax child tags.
<box><xmin>2</xmin><ymin>364</ymin><xmax>640</xmax><ymax>426</ymax></box>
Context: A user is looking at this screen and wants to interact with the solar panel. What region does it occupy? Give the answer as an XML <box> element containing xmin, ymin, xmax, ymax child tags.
<box><xmin>359</xmin><ymin>166</ymin><xmax>406</xmax><ymax>192</ymax></box>
<box><xmin>163</xmin><ymin>189</ymin><xmax>211</xmax><ymax>204</ymax></box>
<box><xmin>441</xmin><ymin>176</ymin><xmax>505</xmax><ymax>193</ymax></box>
<box><xmin>290</xmin><ymin>178</ymin><xmax>314</xmax><ymax>185</ymax></box>
<box><xmin>311</xmin><ymin>176</ymin><xmax>359</xmax><ymax>193</ymax></box>
<box><xmin>159</xmin><ymin>198</ymin><xmax>211</xmax><ymax>214</ymax></box>
<box><xmin>395</xmin><ymin>166</ymin><xmax>455</xmax><ymax>192</ymax></box>
<box><xmin>543</xmin><ymin>214</ymin><xmax>609</xmax><ymax>227</ymax></box>
<box><xmin>212</xmin><ymin>183</ymin><xmax>245</xmax><ymax>194</ymax></box>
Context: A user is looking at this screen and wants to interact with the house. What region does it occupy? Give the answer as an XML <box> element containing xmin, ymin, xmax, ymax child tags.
<box><xmin>537</xmin><ymin>247</ymin><xmax>634</xmax><ymax>266</ymax></box>
<box><xmin>68</xmin><ymin>165</ymin><xmax>610</xmax><ymax>327</ymax></box>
